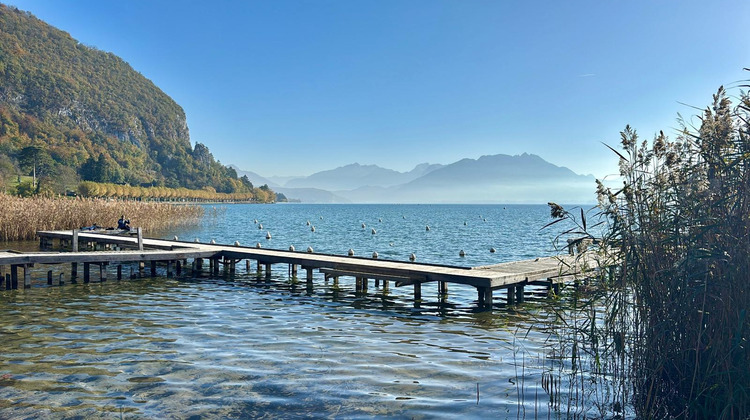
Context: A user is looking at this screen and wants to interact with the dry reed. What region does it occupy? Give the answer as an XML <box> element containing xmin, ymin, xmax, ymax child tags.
<box><xmin>0</xmin><ymin>193</ymin><xmax>203</xmax><ymax>241</ymax></box>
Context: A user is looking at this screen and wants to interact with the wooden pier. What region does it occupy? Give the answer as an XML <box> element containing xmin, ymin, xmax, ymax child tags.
<box><xmin>0</xmin><ymin>230</ymin><xmax>601</xmax><ymax>308</ymax></box>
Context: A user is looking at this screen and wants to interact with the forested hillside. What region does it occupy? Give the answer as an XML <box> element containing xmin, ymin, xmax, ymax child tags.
<box><xmin>0</xmin><ymin>4</ymin><xmax>268</xmax><ymax>199</ymax></box>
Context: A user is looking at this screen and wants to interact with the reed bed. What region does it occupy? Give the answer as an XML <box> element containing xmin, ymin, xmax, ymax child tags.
<box><xmin>0</xmin><ymin>194</ymin><xmax>203</xmax><ymax>241</ymax></box>
<box><xmin>545</xmin><ymin>85</ymin><xmax>750</xmax><ymax>419</ymax></box>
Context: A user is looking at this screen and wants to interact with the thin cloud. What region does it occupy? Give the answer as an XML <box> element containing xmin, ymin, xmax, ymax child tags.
<box><xmin>578</xmin><ymin>73</ymin><xmax>596</xmax><ymax>77</ymax></box>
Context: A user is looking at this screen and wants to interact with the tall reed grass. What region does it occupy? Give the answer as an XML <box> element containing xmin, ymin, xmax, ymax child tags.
<box><xmin>0</xmin><ymin>193</ymin><xmax>203</xmax><ymax>241</ymax></box>
<box><xmin>548</xmin><ymin>84</ymin><xmax>750</xmax><ymax>418</ymax></box>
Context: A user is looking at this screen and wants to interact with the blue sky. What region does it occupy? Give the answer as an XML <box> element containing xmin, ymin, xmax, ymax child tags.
<box><xmin>8</xmin><ymin>1</ymin><xmax>750</xmax><ymax>179</ymax></box>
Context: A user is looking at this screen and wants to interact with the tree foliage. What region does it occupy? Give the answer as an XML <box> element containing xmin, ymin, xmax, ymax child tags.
<box><xmin>0</xmin><ymin>5</ymin><xmax>271</xmax><ymax>198</ymax></box>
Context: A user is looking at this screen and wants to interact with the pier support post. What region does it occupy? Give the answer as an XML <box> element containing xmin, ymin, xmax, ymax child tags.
<box><xmin>383</xmin><ymin>280</ymin><xmax>388</xmax><ymax>291</ymax></box>
<box><xmin>438</xmin><ymin>281</ymin><xmax>448</xmax><ymax>297</ymax></box>
<box><xmin>59</xmin><ymin>273</ymin><xmax>64</xmax><ymax>286</ymax></box>
<box><xmin>83</xmin><ymin>263</ymin><xmax>90</xmax><ymax>284</ymax></box>
<box><xmin>257</xmin><ymin>260</ymin><xmax>262</xmax><ymax>272</ymax></box>
<box><xmin>137</xmin><ymin>227</ymin><xmax>144</xmax><ymax>251</ymax></box>
<box><xmin>100</xmin><ymin>263</ymin><xmax>107</xmax><ymax>282</ymax></box>
<box><xmin>166</xmin><ymin>261</ymin><xmax>173</xmax><ymax>277</ymax></box>
<box><xmin>213</xmin><ymin>259</ymin><xmax>220</xmax><ymax>276</ymax></box>
<box><xmin>117</xmin><ymin>265</ymin><xmax>122</xmax><ymax>281</ymax></box>
<box><xmin>374</xmin><ymin>279</ymin><xmax>380</xmax><ymax>287</ymax></box>
<box><xmin>195</xmin><ymin>258</ymin><xmax>203</xmax><ymax>271</ymax></box>
<box><xmin>245</xmin><ymin>260</ymin><xmax>250</xmax><ymax>273</ymax></box>
<box><xmin>516</xmin><ymin>283</ymin><xmax>525</xmax><ymax>304</ymax></box>
<box><xmin>71</xmin><ymin>262</ymin><xmax>78</xmax><ymax>283</ymax></box>
<box><xmin>291</xmin><ymin>264</ymin><xmax>298</xmax><ymax>278</ymax></box>
<box><xmin>265</xmin><ymin>263</ymin><xmax>272</xmax><ymax>278</ymax></box>
<box><xmin>150</xmin><ymin>261</ymin><xmax>157</xmax><ymax>277</ymax></box>
<box><xmin>506</xmin><ymin>286</ymin><xmax>515</xmax><ymax>305</ymax></box>
<box><xmin>305</xmin><ymin>267</ymin><xmax>313</xmax><ymax>282</ymax></box>
<box><xmin>176</xmin><ymin>260</ymin><xmax>182</xmax><ymax>276</ymax></box>
<box><xmin>414</xmin><ymin>282</ymin><xmax>422</xmax><ymax>301</ymax></box>
<box><xmin>23</xmin><ymin>265</ymin><xmax>30</xmax><ymax>289</ymax></box>
<box><xmin>5</xmin><ymin>273</ymin><xmax>10</xmax><ymax>290</ymax></box>
<box><xmin>483</xmin><ymin>287</ymin><xmax>493</xmax><ymax>307</ymax></box>
<box><xmin>47</xmin><ymin>270</ymin><xmax>53</xmax><ymax>285</ymax></box>
<box><xmin>72</xmin><ymin>230</ymin><xmax>79</xmax><ymax>252</ymax></box>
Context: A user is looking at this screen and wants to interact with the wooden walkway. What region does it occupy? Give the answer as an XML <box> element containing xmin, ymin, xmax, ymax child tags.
<box><xmin>0</xmin><ymin>230</ymin><xmax>601</xmax><ymax>308</ymax></box>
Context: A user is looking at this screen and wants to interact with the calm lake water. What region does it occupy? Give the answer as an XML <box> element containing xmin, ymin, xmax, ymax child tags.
<box><xmin>0</xmin><ymin>204</ymin><xmax>611</xmax><ymax>419</ymax></box>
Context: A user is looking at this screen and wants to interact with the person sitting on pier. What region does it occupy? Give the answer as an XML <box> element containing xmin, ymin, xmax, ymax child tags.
<box><xmin>117</xmin><ymin>215</ymin><xmax>131</xmax><ymax>231</ymax></box>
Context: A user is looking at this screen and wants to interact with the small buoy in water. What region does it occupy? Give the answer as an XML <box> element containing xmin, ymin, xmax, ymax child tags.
<box><xmin>379</xmin><ymin>218</ymin><xmax>382</xmax><ymax>222</ymax></box>
<box><xmin>464</xmin><ymin>221</ymin><xmax>467</xmax><ymax>226</ymax></box>
<box><xmin>372</xmin><ymin>251</ymin><xmax>379</xmax><ymax>259</ymax></box>
<box><xmin>258</xmin><ymin>224</ymin><xmax>263</xmax><ymax>230</ymax></box>
<box><xmin>307</xmin><ymin>246</ymin><xmax>314</xmax><ymax>253</ymax></box>
<box><xmin>459</xmin><ymin>250</ymin><xmax>466</xmax><ymax>257</ymax></box>
<box><xmin>289</xmin><ymin>245</ymin><xmax>295</xmax><ymax>251</ymax></box>
<box><xmin>210</xmin><ymin>239</ymin><xmax>216</xmax><ymax>244</ymax></box>
<box><xmin>234</xmin><ymin>240</ymin><xmax>240</xmax><ymax>246</ymax></box>
<box><xmin>362</xmin><ymin>223</ymin><xmax>366</xmax><ymax>228</ymax></box>
<box><xmin>490</xmin><ymin>247</ymin><xmax>496</xmax><ymax>253</ymax></box>
<box><xmin>484</xmin><ymin>218</ymin><xmax>487</xmax><ymax>222</ymax></box>
<box><xmin>173</xmin><ymin>236</ymin><xmax>179</xmax><ymax>241</ymax></box>
<box><xmin>409</xmin><ymin>253</ymin><xmax>416</xmax><ymax>262</ymax></box>
<box><xmin>254</xmin><ymin>219</ymin><xmax>258</xmax><ymax>224</ymax></box>
<box><xmin>306</xmin><ymin>220</ymin><xmax>310</xmax><ymax>226</ymax></box>
<box><xmin>389</xmin><ymin>242</ymin><xmax>394</xmax><ymax>246</ymax></box>
<box><xmin>256</xmin><ymin>242</ymin><xmax>262</xmax><ymax>248</ymax></box>
<box><xmin>194</xmin><ymin>238</ymin><xmax>200</xmax><ymax>243</ymax></box>
<box><xmin>371</xmin><ymin>228</ymin><xmax>376</xmax><ymax>234</ymax></box>
<box><xmin>266</xmin><ymin>232</ymin><xmax>272</xmax><ymax>240</ymax></box>
<box><xmin>348</xmin><ymin>248</ymin><xmax>354</xmax><ymax>256</ymax></box>
<box><xmin>311</xmin><ymin>226</ymin><xmax>316</xmax><ymax>232</ymax></box>
<box><xmin>320</xmin><ymin>216</ymin><xmax>323</xmax><ymax>220</ymax></box>
<box><xmin>402</xmin><ymin>215</ymin><xmax>406</xmax><ymax>219</ymax></box>
<box><xmin>426</xmin><ymin>225</ymin><xmax>430</xmax><ymax>231</ymax></box>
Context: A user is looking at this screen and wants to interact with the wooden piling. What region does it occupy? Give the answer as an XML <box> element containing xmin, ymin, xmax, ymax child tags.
<box><xmin>71</xmin><ymin>262</ymin><xmax>78</xmax><ymax>283</ymax></box>
<box><xmin>117</xmin><ymin>265</ymin><xmax>122</xmax><ymax>280</ymax></box>
<box><xmin>72</xmin><ymin>229</ymin><xmax>79</xmax><ymax>252</ymax></box>
<box><xmin>83</xmin><ymin>262</ymin><xmax>90</xmax><ymax>283</ymax></box>
<box><xmin>47</xmin><ymin>270</ymin><xmax>53</xmax><ymax>285</ymax></box>
<box><xmin>414</xmin><ymin>282</ymin><xmax>422</xmax><ymax>301</ymax></box>
<box><xmin>150</xmin><ymin>261</ymin><xmax>157</xmax><ymax>277</ymax></box>
<box><xmin>100</xmin><ymin>263</ymin><xmax>107</xmax><ymax>282</ymax></box>
<box><xmin>167</xmin><ymin>260</ymin><xmax>173</xmax><ymax>277</ymax></box>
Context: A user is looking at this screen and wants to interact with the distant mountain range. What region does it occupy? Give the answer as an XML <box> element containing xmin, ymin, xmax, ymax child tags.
<box><xmin>233</xmin><ymin>153</ymin><xmax>596</xmax><ymax>204</ymax></box>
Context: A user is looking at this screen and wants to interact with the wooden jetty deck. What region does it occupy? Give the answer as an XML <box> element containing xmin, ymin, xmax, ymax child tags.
<box><xmin>0</xmin><ymin>230</ymin><xmax>602</xmax><ymax>308</ymax></box>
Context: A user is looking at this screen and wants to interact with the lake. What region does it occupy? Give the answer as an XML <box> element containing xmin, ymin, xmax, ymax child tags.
<box><xmin>0</xmin><ymin>203</ymin><xmax>611</xmax><ymax>418</ymax></box>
